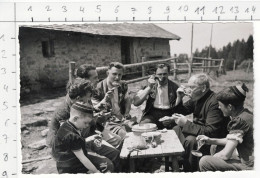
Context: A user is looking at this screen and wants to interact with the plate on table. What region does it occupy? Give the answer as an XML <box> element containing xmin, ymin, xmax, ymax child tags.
<box><xmin>141</xmin><ymin>132</ymin><xmax>161</xmax><ymax>138</ymax></box>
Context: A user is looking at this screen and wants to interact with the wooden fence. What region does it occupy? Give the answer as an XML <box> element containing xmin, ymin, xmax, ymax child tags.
<box><xmin>69</xmin><ymin>56</ymin><xmax>225</xmax><ymax>85</ymax></box>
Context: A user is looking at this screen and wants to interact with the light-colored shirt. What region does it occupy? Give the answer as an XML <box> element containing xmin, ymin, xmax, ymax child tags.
<box><xmin>153</xmin><ymin>84</ymin><xmax>170</xmax><ymax>109</ymax></box>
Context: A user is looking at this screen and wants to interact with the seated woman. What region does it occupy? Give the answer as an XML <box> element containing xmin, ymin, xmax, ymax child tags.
<box><xmin>198</xmin><ymin>83</ymin><xmax>254</xmax><ymax>171</ymax></box>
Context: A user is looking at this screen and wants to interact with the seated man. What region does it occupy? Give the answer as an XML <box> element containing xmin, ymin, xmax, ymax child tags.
<box><xmin>92</xmin><ymin>62</ymin><xmax>133</xmax><ymax>140</ymax></box>
<box><xmin>52</xmin><ymin>102</ymin><xmax>114</xmax><ymax>173</ymax></box>
<box><xmin>47</xmin><ymin>79</ymin><xmax>120</xmax><ymax>171</ymax></box>
<box><xmin>46</xmin><ymin>63</ymin><xmax>122</xmax><ymax>149</ymax></box>
<box><xmin>133</xmin><ymin>63</ymin><xmax>179</xmax><ymax>129</ymax></box>
<box><xmin>163</xmin><ymin>73</ymin><xmax>229</xmax><ymax>172</ymax></box>
<box><xmin>199</xmin><ymin>83</ymin><xmax>253</xmax><ymax>171</ymax></box>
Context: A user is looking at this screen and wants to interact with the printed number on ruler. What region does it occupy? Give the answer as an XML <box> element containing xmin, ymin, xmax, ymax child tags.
<box><xmin>13</xmin><ymin>2</ymin><xmax>260</xmax><ymax>22</ymax></box>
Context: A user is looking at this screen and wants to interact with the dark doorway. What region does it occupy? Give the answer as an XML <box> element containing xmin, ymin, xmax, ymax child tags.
<box><xmin>121</xmin><ymin>38</ymin><xmax>131</xmax><ymax>64</ymax></box>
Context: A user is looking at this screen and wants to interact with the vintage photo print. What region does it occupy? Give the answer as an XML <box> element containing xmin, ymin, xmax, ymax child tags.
<box><xmin>19</xmin><ymin>22</ymin><xmax>256</xmax><ymax>176</ymax></box>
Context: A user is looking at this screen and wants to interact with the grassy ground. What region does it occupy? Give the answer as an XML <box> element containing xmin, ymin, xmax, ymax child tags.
<box><xmin>20</xmin><ymin>69</ymin><xmax>254</xmax><ymax>174</ymax></box>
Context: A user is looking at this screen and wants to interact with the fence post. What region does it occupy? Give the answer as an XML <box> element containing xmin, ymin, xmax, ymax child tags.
<box><xmin>208</xmin><ymin>58</ymin><xmax>212</xmax><ymax>73</ymax></box>
<box><xmin>69</xmin><ymin>61</ymin><xmax>76</xmax><ymax>85</ymax></box>
<box><xmin>202</xmin><ymin>59</ymin><xmax>205</xmax><ymax>72</ymax></box>
<box><xmin>246</xmin><ymin>60</ymin><xmax>251</xmax><ymax>73</ymax></box>
<box><xmin>218</xmin><ymin>59</ymin><xmax>224</xmax><ymax>74</ymax></box>
<box><xmin>173</xmin><ymin>58</ymin><xmax>177</xmax><ymax>80</ymax></box>
<box><xmin>188</xmin><ymin>57</ymin><xmax>192</xmax><ymax>78</ymax></box>
<box><xmin>142</xmin><ymin>57</ymin><xmax>146</xmax><ymax>77</ymax></box>
<box><xmin>233</xmin><ymin>60</ymin><xmax>236</xmax><ymax>71</ymax></box>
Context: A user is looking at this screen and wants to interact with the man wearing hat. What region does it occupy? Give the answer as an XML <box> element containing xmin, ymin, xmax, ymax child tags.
<box><xmin>52</xmin><ymin>102</ymin><xmax>115</xmax><ymax>173</ymax></box>
<box><xmin>198</xmin><ymin>83</ymin><xmax>253</xmax><ymax>171</ymax></box>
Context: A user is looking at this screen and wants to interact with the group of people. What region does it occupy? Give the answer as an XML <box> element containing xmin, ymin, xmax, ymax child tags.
<box><xmin>47</xmin><ymin>61</ymin><xmax>254</xmax><ymax>174</ymax></box>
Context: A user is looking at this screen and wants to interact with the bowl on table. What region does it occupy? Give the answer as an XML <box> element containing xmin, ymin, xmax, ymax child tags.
<box><xmin>132</xmin><ymin>123</ymin><xmax>158</xmax><ymax>135</ymax></box>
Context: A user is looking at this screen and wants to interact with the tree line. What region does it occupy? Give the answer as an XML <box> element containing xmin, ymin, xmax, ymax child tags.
<box><xmin>193</xmin><ymin>35</ymin><xmax>253</xmax><ymax>70</ymax></box>
<box><xmin>177</xmin><ymin>35</ymin><xmax>253</xmax><ymax>70</ymax></box>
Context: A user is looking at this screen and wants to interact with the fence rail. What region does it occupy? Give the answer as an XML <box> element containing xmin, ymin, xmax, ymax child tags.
<box><xmin>69</xmin><ymin>56</ymin><xmax>225</xmax><ymax>84</ymax></box>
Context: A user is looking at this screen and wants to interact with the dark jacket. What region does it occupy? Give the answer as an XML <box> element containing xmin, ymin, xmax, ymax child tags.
<box><xmin>176</xmin><ymin>89</ymin><xmax>229</xmax><ymax>138</ymax></box>
<box><xmin>46</xmin><ymin>95</ymin><xmax>96</xmax><ymax>147</ymax></box>
<box><xmin>227</xmin><ymin>108</ymin><xmax>254</xmax><ymax>166</ymax></box>
<box><xmin>92</xmin><ymin>78</ymin><xmax>128</xmax><ymax>115</ymax></box>
<box><xmin>142</xmin><ymin>79</ymin><xmax>179</xmax><ymax>118</ymax></box>
<box><xmin>52</xmin><ymin>121</ymin><xmax>88</xmax><ymax>173</ymax></box>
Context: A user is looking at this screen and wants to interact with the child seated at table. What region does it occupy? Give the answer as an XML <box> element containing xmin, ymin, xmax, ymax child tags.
<box><xmin>52</xmin><ymin>102</ymin><xmax>114</xmax><ymax>173</ymax></box>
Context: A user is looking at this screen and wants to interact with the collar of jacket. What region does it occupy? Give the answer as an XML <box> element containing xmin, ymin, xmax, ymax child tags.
<box><xmin>196</xmin><ymin>89</ymin><xmax>213</xmax><ymax>103</ymax></box>
<box><xmin>67</xmin><ymin>120</ymin><xmax>81</xmax><ymax>135</ymax></box>
<box><xmin>150</xmin><ymin>80</ymin><xmax>176</xmax><ymax>103</ymax></box>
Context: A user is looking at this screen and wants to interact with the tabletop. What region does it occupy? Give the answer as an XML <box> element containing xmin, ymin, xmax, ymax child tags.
<box><xmin>120</xmin><ymin>130</ymin><xmax>185</xmax><ymax>159</ymax></box>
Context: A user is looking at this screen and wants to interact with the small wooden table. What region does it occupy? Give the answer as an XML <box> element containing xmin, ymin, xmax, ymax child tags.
<box><xmin>120</xmin><ymin>130</ymin><xmax>185</xmax><ymax>172</ymax></box>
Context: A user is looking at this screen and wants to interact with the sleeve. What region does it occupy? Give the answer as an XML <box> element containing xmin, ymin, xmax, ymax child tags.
<box><xmin>122</xmin><ymin>81</ymin><xmax>128</xmax><ymax>96</ymax></box>
<box><xmin>226</xmin><ymin>118</ymin><xmax>250</xmax><ymax>144</ymax></box>
<box><xmin>91</xmin><ymin>87</ymin><xmax>103</xmax><ymax>106</ymax></box>
<box><xmin>181</xmin><ymin>99</ymin><xmax>225</xmax><ymax>137</ymax></box>
<box><xmin>175</xmin><ymin>99</ymin><xmax>195</xmax><ymax>116</ymax></box>
<box><xmin>64</xmin><ymin>133</ymin><xmax>83</xmax><ymax>151</ymax></box>
<box><xmin>46</xmin><ymin>103</ymin><xmax>70</xmax><ymax>147</ymax></box>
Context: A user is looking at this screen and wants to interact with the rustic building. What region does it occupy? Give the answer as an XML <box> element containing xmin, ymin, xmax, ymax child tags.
<box><xmin>19</xmin><ymin>23</ymin><xmax>180</xmax><ymax>94</ymax></box>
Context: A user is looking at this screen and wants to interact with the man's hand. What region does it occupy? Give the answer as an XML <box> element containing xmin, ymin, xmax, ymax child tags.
<box><xmin>176</xmin><ymin>86</ymin><xmax>186</xmax><ymax>99</ymax></box>
<box><xmin>96</xmin><ymin>111</ymin><xmax>112</xmax><ymax>125</ymax></box>
<box><xmin>95</xmin><ymin>90</ymin><xmax>114</xmax><ymax>110</ymax></box>
<box><xmin>159</xmin><ymin>116</ymin><xmax>174</xmax><ymax>127</ymax></box>
<box><xmin>104</xmin><ymin>90</ymin><xmax>114</xmax><ymax>102</ymax></box>
<box><xmin>147</xmin><ymin>75</ymin><xmax>157</xmax><ymax>88</ymax></box>
<box><xmin>196</xmin><ymin>135</ymin><xmax>210</xmax><ymax>144</ymax></box>
<box><xmin>172</xmin><ymin>113</ymin><xmax>187</xmax><ymax>127</ymax></box>
<box><xmin>99</xmin><ymin>162</ymin><xmax>108</xmax><ymax>173</ymax></box>
<box><xmin>85</xmin><ymin>134</ymin><xmax>102</xmax><ymax>147</ymax></box>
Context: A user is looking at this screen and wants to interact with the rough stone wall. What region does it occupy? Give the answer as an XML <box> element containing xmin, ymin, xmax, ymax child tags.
<box><xmin>19</xmin><ymin>28</ymin><xmax>171</xmax><ymax>93</ymax></box>
<box><xmin>132</xmin><ymin>38</ymin><xmax>171</xmax><ymax>63</ymax></box>
<box><xmin>19</xmin><ymin>28</ymin><xmax>121</xmax><ymax>93</ymax></box>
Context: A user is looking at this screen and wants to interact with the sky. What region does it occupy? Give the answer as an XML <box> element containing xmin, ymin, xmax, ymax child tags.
<box><xmin>156</xmin><ymin>23</ymin><xmax>253</xmax><ymax>57</ymax></box>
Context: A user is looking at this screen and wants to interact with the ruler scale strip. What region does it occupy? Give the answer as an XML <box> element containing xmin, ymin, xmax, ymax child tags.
<box><xmin>0</xmin><ymin>1</ymin><xmax>259</xmax><ymax>177</ymax></box>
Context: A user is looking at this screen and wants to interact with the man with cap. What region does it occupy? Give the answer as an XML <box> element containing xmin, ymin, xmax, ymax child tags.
<box><xmin>52</xmin><ymin>102</ymin><xmax>114</xmax><ymax>174</ymax></box>
<box><xmin>47</xmin><ymin>79</ymin><xmax>121</xmax><ymax>171</ymax></box>
<box><xmin>198</xmin><ymin>83</ymin><xmax>253</xmax><ymax>171</ymax></box>
<box><xmin>47</xmin><ymin>64</ymin><xmax>99</xmax><ymax>147</ymax></box>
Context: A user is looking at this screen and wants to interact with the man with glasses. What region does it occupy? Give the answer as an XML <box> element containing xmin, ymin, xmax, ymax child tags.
<box><xmin>133</xmin><ymin>63</ymin><xmax>180</xmax><ymax>129</ymax></box>
<box><xmin>92</xmin><ymin>62</ymin><xmax>132</xmax><ymax>143</ymax></box>
<box><xmin>163</xmin><ymin>73</ymin><xmax>228</xmax><ymax>172</ymax></box>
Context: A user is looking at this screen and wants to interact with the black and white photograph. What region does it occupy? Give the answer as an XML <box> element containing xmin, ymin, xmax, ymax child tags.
<box><xmin>19</xmin><ymin>22</ymin><xmax>254</xmax><ymax>174</ymax></box>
